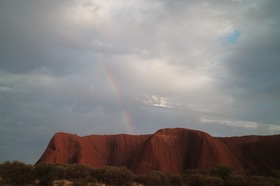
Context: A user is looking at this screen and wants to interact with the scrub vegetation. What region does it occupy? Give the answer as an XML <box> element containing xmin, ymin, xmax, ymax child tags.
<box><xmin>0</xmin><ymin>161</ymin><xmax>280</xmax><ymax>186</ymax></box>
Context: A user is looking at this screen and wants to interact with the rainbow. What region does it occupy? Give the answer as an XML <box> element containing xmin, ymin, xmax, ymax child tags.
<box><xmin>100</xmin><ymin>63</ymin><xmax>135</xmax><ymax>134</ymax></box>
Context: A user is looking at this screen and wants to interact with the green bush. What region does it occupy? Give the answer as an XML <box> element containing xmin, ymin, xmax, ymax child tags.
<box><xmin>208</xmin><ymin>164</ymin><xmax>248</xmax><ymax>186</ymax></box>
<box><xmin>168</xmin><ymin>174</ymin><xmax>186</xmax><ymax>186</ymax></box>
<box><xmin>0</xmin><ymin>161</ymin><xmax>34</xmax><ymax>185</ymax></box>
<box><xmin>100</xmin><ymin>166</ymin><xmax>134</xmax><ymax>186</ymax></box>
<box><xmin>225</xmin><ymin>174</ymin><xmax>246</xmax><ymax>186</ymax></box>
<box><xmin>183</xmin><ymin>173</ymin><xmax>224</xmax><ymax>186</ymax></box>
<box><xmin>248</xmin><ymin>176</ymin><xmax>280</xmax><ymax>186</ymax></box>
<box><xmin>135</xmin><ymin>170</ymin><xmax>169</xmax><ymax>186</ymax></box>
<box><xmin>53</xmin><ymin>164</ymin><xmax>67</xmax><ymax>180</ymax></box>
<box><xmin>209</xmin><ymin>164</ymin><xmax>233</xmax><ymax>180</ymax></box>
<box><xmin>184</xmin><ymin>169</ymin><xmax>208</xmax><ymax>175</ymax></box>
<box><xmin>183</xmin><ymin>173</ymin><xmax>204</xmax><ymax>186</ymax></box>
<box><xmin>33</xmin><ymin>163</ymin><xmax>57</xmax><ymax>186</ymax></box>
<box><xmin>90</xmin><ymin>167</ymin><xmax>105</xmax><ymax>182</ymax></box>
<box><xmin>64</xmin><ymin>164</ymin><xmax>91</xmax><ymax>181</ymax></box>
<box><xmin>34</xmin><ymin>163</ymin><xmax>97</xmax><ymax>185</ymax></box>
<box><xmin>203</xmin><ymin>175</ymin><xmax>224</xmax><ymax>186</ymax></box>
<box><xmin>2</xmin><ymin>161</ymin><xmax>280</xmax><ymax>186</ymax></box>
<box><xmin>273</xmin><ymin>170</ymin><xmax>280</xmax><ymax>179</ymax></box>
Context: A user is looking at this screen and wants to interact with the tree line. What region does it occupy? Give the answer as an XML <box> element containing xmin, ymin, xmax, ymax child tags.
<box><xmin>0</xmin><ymin>161</ymin><xmax>280</xmax><ymax>186</ymax></box>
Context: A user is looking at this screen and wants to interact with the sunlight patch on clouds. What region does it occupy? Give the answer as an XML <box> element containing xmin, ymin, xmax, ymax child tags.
<box><xmin>135</xmin><ymin>94</ymin><xmax>174</xmax><ymax>108</ymax></box>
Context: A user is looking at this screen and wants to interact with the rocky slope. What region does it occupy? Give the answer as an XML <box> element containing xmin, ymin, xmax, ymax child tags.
<box><xmin>37</xmin><ymin>128</ymin><xmax>280</xmax><ymax>176</ymax></box>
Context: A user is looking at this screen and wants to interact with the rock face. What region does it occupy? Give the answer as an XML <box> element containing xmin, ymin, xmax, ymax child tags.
<box><xmin>37</xmin><ymin>128</ymin><xmax>280</xmax><ymax>176</ymax></box>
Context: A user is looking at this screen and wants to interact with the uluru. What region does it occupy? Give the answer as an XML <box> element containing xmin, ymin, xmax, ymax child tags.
<box><xmin>37</xmin><ymin>128</ymin><xmax>280</xmax><ymax>176</ymax></box>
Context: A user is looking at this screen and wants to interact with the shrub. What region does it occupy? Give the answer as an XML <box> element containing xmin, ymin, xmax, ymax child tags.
<box><xmin>273</xmin><ymin>170</ymin><xmax>280</xmax><ymax>179</ymax></box>
<box><xmin>183</xmin><ymin>168</ymin><xmax>226</xmax><ymax>186</ymax></box>
<box><xmin>203</xmin><ymin>175</ymin><xmax>224</xmax><ymax>186</ymax></box>
<box><xmin>184</xmin><ymin>169</ymin><xmax>207</xmax><ymax>175</ymax></box>
<box><xmin>100</xmin><ymin>166</ymin><xmax>134</xmax><ymax>186</ymax></box>
<box><xmin>90</xmin><ymin>167</ymin><xmax>105</xmax><ymax>183</ymax></box>
<box><xmin>248</xmin><ymin>176</ymin><xmax>280</xmax><ymax>186</ymax></box>
<box><xmin>54</xmin><ymin>164</ymin><xmax>67</xmax><ymax>180</ymax></box>
<box><xmin>209</xmin><ymin>164</ymin><xmax>233</xmax><ymax>180</ymax></box>
<box><xmin>183</xmin><ymin>173</ymin><xmax>224</xmax><ymax>186</ymax></box>
<box><xmin>183</xmin><ymin>173</ymin><xmax>204</xmax><ymax>186</ymax></box>
<box><xmin>0</xmin><ymin>161</ymin><xmax>34</xmax><ymax>185</ymax></box>
<box><xmin>135</xmin><ymin>170</ymin><xmax>169</xmax><ymax>186</ymax></box>
<box><xmin>33</xmin><ymin>163</ymin><xmax>57</xmax><ymax>186</ymax></box>
<box><xmin>225</xmin><ymin>174</ymin><xmax>246</xmax><ymax>186</ymax></box>
<box><xmin>64</xmin><ymin>164</ymin><xmax>91</xmax><ymax>181</ymax></box>
<box><xmin>169</xmin><ymin>174</ymin><xmax>186</xmax><ymax>186</ymax></box>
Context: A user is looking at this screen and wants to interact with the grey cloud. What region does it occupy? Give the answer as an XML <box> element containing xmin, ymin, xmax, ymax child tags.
<box><xmin>213</xmin><ymin>0</ymin><xmax>280</xmax><ymax>124</ymax></box>
<box><xmin>1</xmin><ymin>0</ymin><xmax>280</xmax><ymax>164</ymax></box>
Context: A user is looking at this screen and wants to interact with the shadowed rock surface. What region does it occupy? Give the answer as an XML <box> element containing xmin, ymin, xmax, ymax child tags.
<box><xmin>37</xmin><ymin>128</ymin><xmax>280</xmax><ymax>176</ymax></box>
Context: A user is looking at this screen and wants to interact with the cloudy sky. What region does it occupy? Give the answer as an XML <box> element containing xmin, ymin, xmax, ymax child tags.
<box><xmin>1</xmin><ymin>0</ymin><xmax>280</xmax><ymax>164</ymax></box>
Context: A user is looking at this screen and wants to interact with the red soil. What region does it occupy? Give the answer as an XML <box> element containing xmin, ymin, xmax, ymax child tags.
<box><xmin>37</xmin><ymin>128</ymin><xmax>280</xmax><ymax>176</ymax></box>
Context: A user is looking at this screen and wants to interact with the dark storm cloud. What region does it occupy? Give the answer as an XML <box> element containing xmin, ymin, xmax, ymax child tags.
<box><xmin>1</xmin><ymin>0</ymin><xmax>280</xmax><ymax>164</ymax></box>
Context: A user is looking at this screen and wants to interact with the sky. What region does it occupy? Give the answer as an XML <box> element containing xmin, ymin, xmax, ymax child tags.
<box><xmin>0</xmin><ymin>0</ymin><xmax>280</xmax><ymax>164</ymax></box>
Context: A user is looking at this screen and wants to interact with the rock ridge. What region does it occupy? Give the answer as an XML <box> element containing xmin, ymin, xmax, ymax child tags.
<box><xmin>37</xmin><ymin>128</ymin><xmax>280</xmax><ymax>176</ymax></box>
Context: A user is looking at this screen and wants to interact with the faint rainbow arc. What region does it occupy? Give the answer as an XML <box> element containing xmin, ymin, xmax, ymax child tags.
<box><xmin>100</xmin><ymin>63</ymin><xmax>135</xmax><ymax>134</ymax></box>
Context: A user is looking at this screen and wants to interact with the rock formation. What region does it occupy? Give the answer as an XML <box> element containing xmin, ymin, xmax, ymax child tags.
<box><xmin>37</xmin><ymin>128</ymin><xmax>280</xmax><ymax>176</ymax></box>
